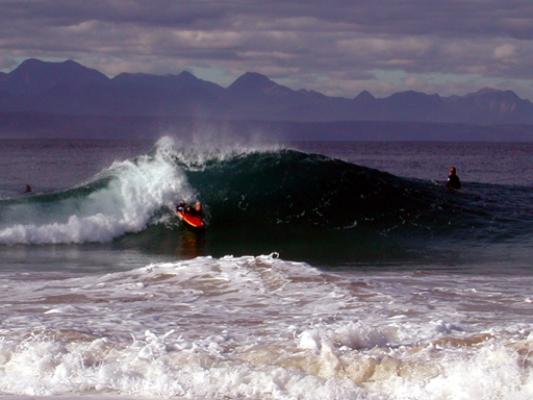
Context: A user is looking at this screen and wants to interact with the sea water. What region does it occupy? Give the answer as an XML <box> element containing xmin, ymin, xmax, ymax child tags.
<box><xmin>0</xmin><ymin>138</ymin><xmax>531</xmax><ymax>399</ymax></box>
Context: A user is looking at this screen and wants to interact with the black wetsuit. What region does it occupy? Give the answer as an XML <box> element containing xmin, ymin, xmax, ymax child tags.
<box><xmin>187</xmin><ymin>207</ymin><xmax>203</xmax><ymax>217</ymax></box>
<box><xmin>447</xmin><ymin>174</ymin><xmax>461</xmax><ymax>190</ymax></box>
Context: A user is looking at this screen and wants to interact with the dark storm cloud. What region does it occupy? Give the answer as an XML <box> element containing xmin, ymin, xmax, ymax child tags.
<box><xmin>1</xmin><ymin>0</ymin><xmax>533</xmax><ymax>97</ymax></box>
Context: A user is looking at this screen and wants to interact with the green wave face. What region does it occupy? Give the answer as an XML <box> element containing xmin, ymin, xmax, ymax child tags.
<box><xmin>186</xmin><ymin>149</ymin><xmax>470</xmax><ymax>230</ymax></box>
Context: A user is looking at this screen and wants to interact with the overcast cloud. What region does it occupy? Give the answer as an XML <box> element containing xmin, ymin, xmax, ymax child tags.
<box><xmin>1</xmin><ymin>0</ymin><xmax>532</xmax><ymax>98</ymax></box>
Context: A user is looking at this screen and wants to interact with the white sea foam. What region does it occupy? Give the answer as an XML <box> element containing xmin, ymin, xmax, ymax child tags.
<box><xmin>0</xmin><ymin>137</ymin><xmax>192</xmax><ymax>244</ymax></box>
<box><xmin>0</xmin><ymin>318</ymin><xmax>531</xmax><ymax>399</ymax></box>
<box><xmin>0</xmin><ymin>254</ymin><xmax>531</xmax><ymax>399</ymax></box>
<box><xmin>0</xmin><ymin>331</ymin><xmax>368</xmax><ymax>399</ymax></box>
<box><xmin>298</xmin><ymin>322</ymin><xmax>396</xmax><ymax>353</ymax></box>
<box><xmin>376</xmin><ymin>344</ymin><xmax>533</xmax><ymax>400</ymax></box>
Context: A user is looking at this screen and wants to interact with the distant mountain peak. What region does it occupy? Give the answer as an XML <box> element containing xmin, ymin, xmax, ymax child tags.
<box><xmin>387</xmin><ymin>90</ymin><xmax>442</xmax><ymax>102</ymax></box>
<box><xmin>467</xmin><ymin>87</ymin><xmax>522</xmax><ymax>103</ymax></box>
<box><xmin>16</xmin><ymin>58</ymin><xmax>45</xmax><ymax>67</ymax></box>
<box><xmin>177</xmin><ymin>70</ymin><xmax>197</xmax><ymax>80</ymax></box>
<box><xmin>63</xmin><ymin>59</ymin><xmax>82</xmax><ymax>66</ymax></box>
<box><xmin>14</xmin><ymin>58</ymin><xmax>87</xmax><ymax>73</ymax></box>
<box><xmin>10</xmin><ymin>58</ymin><xmax>46</xmax><ymax>75</ymax></box>
<box><xmin>11</xmin><ymin>58</ymin><xmax>108</xmax><ymax>81</ymax></box>
<box><xmin>229</xmin><ymin>72</ymin><xmax>277</xmax><ymax>91</ymax></box>
<box><xmin>473</xmin><ymin>87</ymin><xmax>500</xmax><ymax>95</ymax></box>
<box><xmin>354</xmin><ymin>90</ymin><xmax>375</xmax><ymax>101</ymax></box>
<box><xmin>5</xmin><ymin>58</ymin><xmax>108</xmax><ymax>97</ymax></box>
<box><xmin>238</xmin><ymin>71</ymin><xmax>271</xmax><ymax>81</ymax></box>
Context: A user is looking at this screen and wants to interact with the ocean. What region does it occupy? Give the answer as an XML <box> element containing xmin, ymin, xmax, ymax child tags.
<box><xmin>0</xmin><ymin>137</ymin><xmax>531</xmax><ymax>399</ymax></box>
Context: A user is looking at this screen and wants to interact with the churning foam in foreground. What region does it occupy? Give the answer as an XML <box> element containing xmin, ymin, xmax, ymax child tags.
<box><xmin>0</xmin><ymin>137</ymin><xmax>191</xmax><ymax>244</ymax></box>
<box><xmin>0</xmin><ymin>254</ymin><xmax>532</xmax><ymax>399</ymax></box>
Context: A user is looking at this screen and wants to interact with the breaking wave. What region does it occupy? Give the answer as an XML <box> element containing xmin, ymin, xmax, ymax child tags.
<box><xmin>0</xmin><ymin>136</ymin><xmax>530</xmax><ymax>246</ymax></box>
<box><xmin>0</xmin><ymin>137</ymin><xmax>191</xmax><ymax>244</ymax></box>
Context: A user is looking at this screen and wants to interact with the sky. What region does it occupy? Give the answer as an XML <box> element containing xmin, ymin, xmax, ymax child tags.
<box><xmin>1</xmin><ymin>0</ymin><xmax>533</xmax><ymax>99</ymax></box>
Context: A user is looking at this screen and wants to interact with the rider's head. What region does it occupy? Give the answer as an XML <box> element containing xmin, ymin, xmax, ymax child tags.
<box><xmin>194</xmin><ymin>201</ymin><xmax>202</xmax><ymax>212</ymax></box>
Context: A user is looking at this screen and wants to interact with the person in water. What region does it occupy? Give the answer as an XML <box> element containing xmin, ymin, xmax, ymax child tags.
<box><xmin>24</xmin><ymin>184</ymin><xmax>32</xmax><ymax>193</ymax></box>
<box><xmin>176</xmin><ymin>200</ymin><xmax>204</xmax><ymax>217</ymax></box>
<box><xmin>447</xmin><ymin>166</ymin><xmax>462</xmax><ymax>190</ymax></box>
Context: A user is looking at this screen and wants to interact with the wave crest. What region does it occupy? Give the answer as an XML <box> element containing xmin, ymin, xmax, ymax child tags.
<box><xmin>0</xmin><ymin>137</ymin><xmax>191</xmax><ymax>244</ymax></box>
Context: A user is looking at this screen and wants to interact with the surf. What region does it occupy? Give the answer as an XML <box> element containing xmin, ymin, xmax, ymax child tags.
<box><xmin>0</xmin><ymin>254</ymin><xmax>531</xmax><ymax>398</ymax></box>
<box><xmin>0</xmin><ymin>136</ymin><xmax>530</xmax><ymax>248</ymax></box>
<box><xmin>0</xmin><ymin>137</ymin><xmax>192</xmax><ymax>244</ymax></box>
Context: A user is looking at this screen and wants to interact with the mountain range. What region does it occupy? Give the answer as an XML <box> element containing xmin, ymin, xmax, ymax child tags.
<box><xmin>1</xmin><ymin>58</ymin><xmax>533</xmax><ymax>125</ymax></box>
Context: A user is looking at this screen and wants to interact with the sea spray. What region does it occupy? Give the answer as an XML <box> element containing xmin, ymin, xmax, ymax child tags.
<box><xmin>0</xmin><ymin>137</ymin><xmax>192</xmax><ymax>244</ymax></box>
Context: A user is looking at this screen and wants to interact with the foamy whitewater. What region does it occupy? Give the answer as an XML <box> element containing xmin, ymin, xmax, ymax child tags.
<box><xmin>0</xmin><ymin>138</ymin><xmax>191</xmax><ymax>244</ymax></box>
<box><xmin>0</xmin><ymin>138</ymin><xmax>532</xmax><ymax>399</ymax></box>
<box><xmin>0</xmin><ymin>254</ymin><xmax>532</xmax><ymax>399</ymax></box>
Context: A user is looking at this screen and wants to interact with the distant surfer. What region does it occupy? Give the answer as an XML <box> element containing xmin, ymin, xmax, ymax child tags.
<box><xmin>23</xmin><ymin>184</ymin><xmax>32</xmax><ymax>193</ymax></box>
<box><xmin>447</xmin><ymin>166</ymin><xmax>461</xmax><ymax>190</ymax></box>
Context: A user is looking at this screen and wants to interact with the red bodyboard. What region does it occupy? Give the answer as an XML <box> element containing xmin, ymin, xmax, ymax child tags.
<box><xmin>177</xmin><ymin>210</ymin><xmax>205</xmax><ymax>229</ymax></box>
